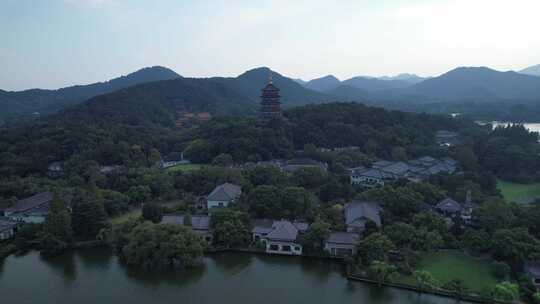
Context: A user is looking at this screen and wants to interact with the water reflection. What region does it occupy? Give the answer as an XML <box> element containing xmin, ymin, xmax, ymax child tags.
<box><xmin>208</xmin><ymin>252</ymin><xmax>253</xmax><ymax>274</ymax></box>
<box><xmin>122</xmin><ymin>259</ymin><xmax>207</xmax><ymax>288</ymax></box>
<box><xmin>40</xmin><ymin>250</ymin><xmax>77</xmax><ymax>284</ymax></box>
<box><xmin>0</xmin><ymin>248</ymin><xmax>471</xmax><ymax>304</ymax></box>
<box><xmin>77</xmin><ymin>247</ymin><xmax>113</xmax><ymax>269</ymax></box>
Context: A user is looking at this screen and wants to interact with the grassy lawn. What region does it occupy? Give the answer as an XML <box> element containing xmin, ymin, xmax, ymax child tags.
<box><xmin>110</xmin><ymin>209</ymin><xmax>141</xmax><ymax>226</ymax></box>
<box><xmin>415</xmin><ymin>250</ymin><xmax>498</xmax><ymax>292</ymax></box>
<box><xmin>497</xmin><ymin>179</ymin><xmax>540</xmax><ymax>204</ymax></box>
<box><xmin>165</xmin><ymin>163</ymin><xmax>203</xmax><ymax>173</ymax></box>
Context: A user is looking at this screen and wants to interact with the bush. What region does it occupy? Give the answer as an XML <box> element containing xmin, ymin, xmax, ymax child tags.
<box><xmin>142</xmin><ymin>202</ymin><xmax>163</xmax><ymax>223</ymax></box>
<box><xmin>119</xmin><ymin>222</ymin><xmax>204</xmax><ymax>270</ymax></box>
<box><xmin>492</xmin><ymin>261</ymin><xmax>510</xmax><ymax>280</ymax></box>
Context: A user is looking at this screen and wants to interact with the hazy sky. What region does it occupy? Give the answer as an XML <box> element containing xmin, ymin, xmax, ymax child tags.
<box><xmin>1</xmin><ymin>0</ymin><xmax>539</xmax><ymax>91</ymax></box>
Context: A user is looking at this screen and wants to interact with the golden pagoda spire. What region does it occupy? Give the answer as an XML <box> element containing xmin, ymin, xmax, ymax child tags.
<box><xmin>268</xmin><ymin>69</ymin><xmax>273</xmax><ymax>84</ymax></box>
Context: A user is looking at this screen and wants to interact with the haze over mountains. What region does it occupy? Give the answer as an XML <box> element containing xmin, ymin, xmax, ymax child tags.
<box><xmin>519</xmin><ymin>64</ymin><xmax>540</xmax><ymax>77</ymax></box>
<box><xmin>1</xmin><ymin>64</ymin><xmax>540</xmax><ymax>124</ymax></box>
<box><xmin>0</xmin><ymin>66</ymin><xmax>181</xmax><ymax>121</ymax></box>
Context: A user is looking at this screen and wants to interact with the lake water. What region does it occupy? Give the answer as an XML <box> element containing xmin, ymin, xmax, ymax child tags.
<box><xmin>477</xmin><ymin>121</ymin><xmax>540</xmax><ymax>133</ymax></box>
<box><xmin>0</xmin><ymin>248</ymin><xmax>466</xmax><ymax>304</ymax></box>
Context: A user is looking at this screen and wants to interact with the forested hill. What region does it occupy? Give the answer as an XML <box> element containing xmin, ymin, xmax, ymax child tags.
<box><xmin>0</xmin><ymin>102</ymin><xmax>476</xmax><ymax>177</ymax></box>
<box><xmin>64</xmin><ymin>77</ymin><xmax>257</xmax><ymax>124</ymax></box>
<box><xmin>0</xmin><ymin>66</ymin><xmax>181</xmax><ymax>122</ymax></box>
<box><xmin>211</xmin><ymin>67</ymin><xmax>331</xmax><ymax>107</ymax></box>
<box><xmin>183</xmin><ymin>102</ymin><xmax>479</xmax><ymax>164</ymax></box>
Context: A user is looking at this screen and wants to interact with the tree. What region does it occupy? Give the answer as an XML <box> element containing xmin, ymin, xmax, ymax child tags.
<box><xmin>42</xmin><ymin>193</ymin><xmax>72</xmax><ymax>242</ymax></box>
<box><xmin>211</xmin><ymin>209</ymin><xmax>248</xmax><ymax>248</ymax></box>
<box><xmin>244</xmin><ymin>165</ymin><xmax>287</xmax><ymax>187</ymax></box>
<box><xmin>72</xmin><ymin>199</ymin><xmax>110</xmax><ymax>239</ymax></box>
<box><xmin>299</xmin><ymin>219</ymin><xmax>330</xmax><ymax>255</ymax></box>
<box><xmin>148</xmin><ymin>148</ymin><xmax>162</xmax><ymax>166</ymax></box>
<box><xmin>292</xmin><ymin>167</ymin><xmax>327</xmax><ymax>189</ymax></box>
<box><xmin>142</xmin><ymin>202</ymin><xmax>163</xmax><ymax>223</ymax></box>
<box><xmin>120</xmin><ymin>222</ymin><xmax>204</xmax><ymax>270</ymax></box>
<box><xmin>491</xmin><ymin>228</ymin><xmax>540</xmax><ymax>268</ymax></box>
<box><xmin>453</xmin><ymin>146</ymin><xmax>478</xmax><ymax>171</ymax></box>
<box><xmin>491</xmin><ymin>282</ymin><xmax>519</xmax><ymax>302</ymax></box>
<box><xmin>360</xmin><ymin>186</ymin><xmax>423</xmax><ymax>220</ymax></box>
<box><xmin>247</xmin><ymin>185</ymin><xmax>281</xmax><ymax>218</ymax></box>
<box><xmin>280</xmin><ymin>186</ymin><xmax>313</xmax><ymax>219</ymax></box>
<box><xmin>39</xmin><ymin>193</ymin><xmax>72</xmax><ymax>255</ymax></box>
<box><xmin>359</xmin><ymin>233</ymin><xmax>395</xmax><ymax>265</ymax></box>
<box><xmin>492</xmin><ymin>261</ymin><xmax>511</xmax><ymax>280</ymax></box>
<box><xmin>443</xmin><ymin>279</ymin><xmax>468</xmax><ymax>299</ymax></box>
<box><xmin>101</xmin><ymin>190</ymin><xmax>129</xmax><ymax>216</ymax></box>
<box><xmin>462</xmin><ymin>229</ymin><xmax>491</xmax><ymax>254</ymax></box>
<box><xmin>474</xmin><ymin>199</ymin><xmax>516</xmax><ymax>232</ymax></box>
<box><xmin>39</xmin><ymin>233</ymin><xmax>68</xmax><ymax>256</ymax></box>
<box><xmin>413</xmin><ymin>270</ymin><xmax>438</xmax><ymax>292</ymax></box>
<box><xmin>212</xmin><ymin>153</ymin><xmax>233</xmax><ymax>167</ymax></box>
<box><xmin>368</xmin><ymin>261</ymin><xmax>397</xmax><ymax>287</ymax></box>
<box><xmin>126</xmin><ymin>185</ymin><xmax>151</xmax><ymax>204</ymax></box>
<box><xmin>533</xmin><ymin>292</ymin><xmax>540</xmax><ymax>304</ymax></box>
<box><xmin>384</xmin><ymin>222</ymin><xmax>416</xmax><ymax>249</ymax></box>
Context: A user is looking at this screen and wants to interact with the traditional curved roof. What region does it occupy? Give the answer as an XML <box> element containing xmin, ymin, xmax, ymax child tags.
<box><xmin>436</xmin><ymin>198</ymin><xmax>462</xmax><ymax>213</ymax></box>
<box><xmin>207</xmin><ymin>183</ymin><xmax>242</xmax><ymax>202</ymax></box>
<box><xmin>262</xmin><ymin>83</ymin><xmax>280</xmax><ymax>92</ymax></box>
<box><xmin>345</xmin><ymin>201</ymin><xmax>382</xmax><ymax>226</ymax></box>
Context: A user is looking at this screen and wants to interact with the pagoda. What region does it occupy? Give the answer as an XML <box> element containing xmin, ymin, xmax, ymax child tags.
<box><xmin>258</xmin><ymin>73</ymin><xmax>282</xmax><ymax>121</ymax></box>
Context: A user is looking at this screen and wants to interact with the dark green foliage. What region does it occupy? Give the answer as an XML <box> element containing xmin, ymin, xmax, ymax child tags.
<box><xmin>473</xmin><ymin>198</ymin><xmax>517</xmax><ymax>232</ymax></box>
<box><xmin>142</xmin><ymin>202</ymin><xmax>163</xmax><ymax>224</ymax></box>
<box><xmin>462</xmin><ymin>229</ymin><xmax>492</xmax><ymax>254</ymax></box>
<box><xmin>442</xmin><ymin>279</ymin><xmax>468</xmax><ymax>299</ymax></box>
<box><xmin>476</xmin><ymin>124</ymin><xmax>540</xmax><ymax>182</ymax></box>
<box><xmin>298</xmin><ymin>219</ymin><xmax>330</xmax><ymax>255</ymax></box>
<box><xmin>247</xmin><ymin>185</ymin><xmax>313</xmax><ymax>220</ymax></box>
<box><xmin>367</xmin><ymin>260</ymin><xmax>398</xmax><ymax>286</ymax></box>
<box><xmin>212</xmin><ymin>153</ymin><xmax>233</xmax><ymax>167</ymax></box>
<box><xmin>360</xmin><ymin>185</ymin><xmax>423</xmax><ymax>220</ymax></box>
<box><xmin>210</xmin><ymin>209</ymin><xmax>249</xmax><ymax>248</ymax></box>
<box><xmin>101</xmin><ymin>190</ymin><xmax>129</xmax><ymax>216</ymax></box>
<box><xmin>71</xmin><ymin>194</ymin><xmax>110</xmax><ymax>239</ymax></box>
<box><xmin>292</xmin><ymin>167</ymin><xmax>328</xmax><ymax>189</ymax></box>
<box><xmin>491</xmin><ymin>261</ymin><xmax>511</xmax><ymax>280</ymax></box>
<box><xmin>126</xmin><ymin>185</ymin><xmax>152</xmax><ymax>204</ymax></box>
<box><xmin>38</xmin><ymin>233</ymin><xmax>67</xmax><ymax>256</ymax></box>
<box><xmin>491</xmin><ymin>228</ymin><xmax>540</xmax><ymax>268</ymax></box>
<box><xmin>38</xmin><ymin>193</ymin><xmax>72</xmax><ymax>255</ymax></box>
<box><xmin>243</xmin><ymin>165</ymin><xmax>287</xmax><ymax>187</ymax></box>
<box><xmin>14</xmin><ymin>223</ymin><xmax>42</xmax><ymax>250</ymax></box>
<box><xmin>0</xmin><ymin>66</ymin><xmax>181</xmax><ymax>123</ymax></box>
<box><xmin>383</xmin><ymin>221</ymin><xmax>443</xmax><ymax>252</ymax></box>
<box><xmin>119</xmin><ymin>221</ymin><xmax>204</xmax><ymax>271</ymax></box>
<box><xmin>42</xmin><ymin>193</ymin><xmax>72</xmax><ymax>242</ymax></box>
<box><xmin>358</xmin><ymin>232</ymin><xmax>395</xmax><ymax>265</ymax></box>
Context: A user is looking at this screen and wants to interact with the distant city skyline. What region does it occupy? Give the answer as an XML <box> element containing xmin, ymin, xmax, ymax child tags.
<box><xmin>1</xmin><ymin>0</ymin><xmax>539</xmax><ymax>91</ymax></box>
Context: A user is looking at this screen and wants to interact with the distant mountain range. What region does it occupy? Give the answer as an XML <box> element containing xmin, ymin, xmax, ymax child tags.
<box><xmin>519</xmin><ymin>64</ymin><xmax>540</xmax><ymax>77</ymax></box>
<box><xmin>299</xmin><ymin>73</ymin><xmax>426</xmax><ymax>93</ymax></box>
<box><xmin>2</xmin><ymin>64</ymin><xmax>540</xmax><ymax>124</ymax></box>
<box><xmin>402</xmin><ymin>67</ymin><xmax>540</xmax><ymax>100</ymax></box>
<box><xmin>0</xmin><ymin>66</ymin><xmax>181</xmax><ymax>121</ymax></box>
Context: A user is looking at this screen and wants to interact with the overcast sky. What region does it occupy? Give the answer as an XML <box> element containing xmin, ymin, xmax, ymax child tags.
<box><xmin>1</xmin><ymin>0</ymin><xmax>539</xmax><ymax>91</ymax></box>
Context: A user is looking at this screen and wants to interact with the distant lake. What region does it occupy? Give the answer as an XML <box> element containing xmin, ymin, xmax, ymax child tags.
<box><xmin>477</xmin><ymin>121</ymin><xmax>540</xmax><ymax>133</ymax></box>
<box><xmin>0</xmin><ymin>248</ymin><xmax>467</xmax><ymax>304</ymax></box>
